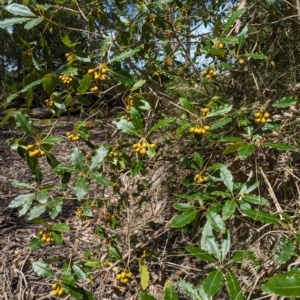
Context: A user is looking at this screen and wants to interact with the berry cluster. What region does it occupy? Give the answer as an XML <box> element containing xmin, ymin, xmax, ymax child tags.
<box><xmin>116</xmin><ymin>271</ymin><xmax>133</xmax><ymax>284</ymax></box>
<box><xmin>189</xmin><ymin>125</ymin><xmax>210</xmax><ymax>135</ymax></box>
<box><xmin>27</xmin><ymin>144</ymin><xmax>46</xmax><ymax>158</ymax></box>
<box><xmin>124</xmin><ymin>95</ymin><xmax>135</xmax><ymax>111</ymax></box>
<box><xmin>65</xmin><ymin>52</ymin><xmax>74</xmax><ymax>62</ymax></box>
<box><xmin>132</xmin><ymin>141</ymin><xmax>156</xmax><ymax>156</ymax></box>
<box><xmin>194</xmin><ymin>174</ymin><xmax>208</xmax><ymax>184</ymax></box>
<box><xmin>75</xmin><ymin>208</ymin><xmax>84</xmax><ymax>217</ymax></box>
<box><xmin>39</xmin><ymin>229</ymin><xmax>54</xmax><ymax>243</ymax></box>
<box><xmin>66</xmin><ymin>131</ymin><xmax>80</xmax><ymax>141</ymax></box>
<box><xmin>51</xmin><ymin>282</ymin><xmax>64</xmax><ymax>297</ymax></box>
<box><xmin>59</xmin><ymin>73</ymin><xmax>74</xmax><ymax>84</ymax></box>
<box><xmin>164</xmin><ymin>57</ymin><xmax>173</xmax><ymax>67</ymax></box>
<box><xmin>45</xmin><ymin>98</ymin><xmax>54</xmax><ymax>107</ymax></box>
<box><xmin>90</xmin><ymin>86</ymin><xmax>99</xmax><ymax>92</ymax></box>
<box><xmin>201</xmin><ymin>107</ymin><xmax>210</xmax><ymax>116</ymax></box>
<box><xmin>203</xmin><ymin>68</ymin><xmax>218</xmax><ymax>79</ymax></box>
<box><xmin>109</xmin><ymin>149</ymin><xmax>118</xmax><ymax>158</ymax></box>
<box><xmin>141</xmin><ymin>250</ymin><xmax>149</xmax><ymax>259</ymax></box>
<box><xmin>87</xmin><ymin>63</ymin><xmax>109</xmax><ymax>82</ymax></box>
<box><xmin>254</xmin><ymin>111</ymin><xmax>270</xmax><ymax>124</ymax></box>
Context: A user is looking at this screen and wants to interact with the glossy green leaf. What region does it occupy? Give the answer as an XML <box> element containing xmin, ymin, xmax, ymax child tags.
<box><xmin>221</xmin><ymin>231</ymin><xmax>231</xmax><ymax>259</ymax></box>
<box><xmin>89</xmin><ymin>145</ymin><xmax>110</xmax><ymax>170</ymax></box>
<box><xmin>28</xmin><ymin>236</ymin><xmax>42</xmax><ymax>250</ymax></box>
<box><xmin>203</xmin><ymin>270</ymin><xmax>223</xmax><ymax>297</ymax></box>
<box><xmin>70</xmin><ymin>148</ymin><xmax>85</xmax><ymax>170</ymax></box>
<box><xmin>11</xmin><ymin>181</ymin><xmax>33</xmax><ymax>190</ymax></box>
<box><xmin>207</xmin><ymin>105</ymin><xmax>232</xmax><ymax>117</ymax></box>
<box><xmin>5</xmin><ymin>4</ymin><xmax>36</xmax><ymax>17</ymax></box>
<box><xmin>132</xmin><ymin>79</ymin><xmax>146</xmax><ymax>91</ymax></box>
<box><xmin>238</xmin><ymin>144</ymin><xmax>255</xmax><ymax>160</ymax></box>
<box><xmin>101</xmin><ymin>36</ymin><xmax>113</xmax><ymax>57</ymax></box>
<box><xmin>221</xmin><ymin>37</ymin><xmax>239</xmax><ymax>44</ymax></box>
<box><xmin>90</xmin><ymin>173</ymin><xmax>111</xmax><ymax>187</ymax></box>
<box><xmin>60</xmin><ymin>30</ymin><xmax>75</xmax><ymax>47</ymax></box>
<box><xmin>42</xmin><ymin>136</ymin><xmax>63</xmax><ymax>145</ymax></box>
<box><xmin>237</xmin><ymin>25</ymin><xmax>248</xmax><ymax>49</ymax></box>
<box><xmin>111</xmin><ymin>69</ymin><xmax>134</xmax><ymax>85</ymax></box>
<box><xmin>173</xmin><ymin>202</ymin><xmax>195</xmax><ymax>211</ymax></box>
<box><xmin>110</xmin><ymin>48</ymin><xmax>139</xmax><ymax>63</ymax></box>
<box><xmin>194</xmin><ymin>152</ymin><xmax>203</xmax><ymax>168</ymax></box>
<box><xmin>205</xmin><ymin>236</ymin><xmax>221</xmax><ymax>260</ymax></box>
<box><xmin>32</xmin><ymin>261</ymin><xmax>55</xmax><ymax>278</ymax></box>
<box><xmin>138</xmin><ymin>292</ymin><xmax>157</xmax><ymax>300</ymax></box>
<box><xmin>242</xmin><ymin>194</ymin><xmax>270</xmax><ymax>206</ymax></box>
<box><xmin>220</xmin><ymin>165</ymin><xmax>234</xmax><ymax>193</ymax></box>
<box><xmin>72</xmin><ymin>265</ymin><xmax>87</xmax><ymax>280</ymax></box>
<box><xmin>24</xmin><ymin>17</ymin><xmax>43</xmax><ymax>29</ymax></box>
<box><xmin>42</xmin><ymin>73</ymin><xmax>55</xmax><ymax>95</ymax></box>
<box><xmin>239</xmin><ymin>180</ymin><xmax>258</xmax><ymax>195</ymax></box>
<box><xmin>226</xmin><ymin>271</ymin><xmax>244</xmax><ymax>300</ymax></box>
<box><xmin>0</xmin><ymin>17</ymin><xmax>33</xmax><ymax>28</ymax></box>
<box><xmin>185</xmin><ymin>246</ymin><xmax>216</xmax><ymax>263</ymax></box>
<box><xmin>8</xmin><ymin>193</ymin><xmax>35</xmax><ymax>216</ymax></box>
<box><xmin>178</xmin><ymin>280</ymin><xmax>208</xmax><ymax>300</ymax></box>
<box><xmin>244</xmin><ymin>53</ymin><xmax>267</xmax><ymax>59</ymax></box>
<box><xmin>261</xmin><ymin>270</ymin><xmax>300</xmax><ymax>297</ymax></box>
<box><xmin>130</xmin><ymin>107</ymin><xmax>144</xmax><ymax>131</ymax></box>
<box><xmin>272</xmin><ymin>96</ymin><xmax>298</xmax><ymax>108</ymax></box>
<box><xmin>275</xmin><ymin>238</ymin><xmax>295</xmax><ymax>265</ymax></box>
<box><xmin>207</xmin><ymin>210</ymin><xmax>226</xmax><ymax>233</ymax></box>
<box><xmin>262</xmin><ymin>142</ymin><xmax>298</xmax><ymax>152</ymax></box>
<box><xmin>51</xmin><ymin>223</ymin><xmax>70</xmax><ymax>232</ymax></box>
<box><xmin>108</xmin><ymin>246</ymin><xmax>123</xmax><ymax>260</ymax></box>
<box><xmin>179</xmin><ymin>97</ymin><xmax>195</xmax><ymax>113</ymax></box>
<box><xmin>241</xmin><ymin>207</ymin><xmax>279</xmax><ymax>224</ymax></box>
<box><xmin>131</xmin><ymin>160</ymin><xmax>142</xmax><ymax>177</ymax></box>
<box><xmin>211</xmin><ymin>118</ymin><xmax>232</xmax><ymax>130</ymax></box>
<box><xmin>164</xmin><ymin>281</ymin><xmax>178</xmax><ymax>300</ymax></box>
<box><xmin>139</xmin><ymin>259</ymin><xmax>149</xmax><ymax>291</ymax></box>
<box><xmin>170</xmin><ymin>210</ymin><xmax>197</xmax><ymax>228</ymax></box>
<box><xmin>222</xmin><ymin>200</ymin><xmax>236</xmax><ymax>220</ymax></box>
<box><xmin>74</xmin><ymin>176</ymin><xmax>89</xmax><ymax>200</ymax></box>
<box><xmin>78</xmin><ymin>73</ymin><xmax>92</xmax><ymax>94</ymax></box>
<box><xmin>27</xmin><ymin>205</ymin><xmax>46</xmax><ymax>220</ymax></box>
<box><xmin>113</xmin><ymin>118</ymin><xmax>138</xmax><ymax>135</ymax></box>
<box><xmin>150</xmin><ymin>117</ymin><xmax>175</xmax><ymax>132</ymax></box>
<box><xmin>48</xmin><ymin>197</ymin><xmax>63</xmax><ymax>219</ymax></box>
<box><xmin>223</xmin><ymin>7</ymin><xmax>247</xmax><ymax>33</ymax></box>
<box><xmin>222</xmin><ymin>142</ymin><xmax>245</xmax><ymax>155</ymax></box>
<box><xmin>15</xmin><ymin>112</ymin><xmax>34</xmax><ymax>135</ymax></box>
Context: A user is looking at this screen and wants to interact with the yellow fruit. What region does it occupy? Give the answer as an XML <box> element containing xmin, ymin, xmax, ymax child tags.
<box><xmin>116</xmin><ymin>274</ymin><xmax>122</xmax><ymax>280</ymax></box>
<box><xmin>209</xmin><ymin>69</ymin><xmax>214</xmax><ymax>74</ymax></box>
<box><xmin>29</xmin><ymin>151</ymin><xmax>35</xmax><ymax>158</ymax></box>
<box><xmin>201</xmin><ymin>129</ymin><xmax>207</xmax><ymax>135</ymax></box>
<box><xmin>57</xmin><ymin>288</ymin><xmax>64</xmax><ymax>296</ymax></box>
<box><xmin>122</xmin><ymin>278</ymin><xmax>128</xmax><ymax>284</ymax></box>
<box><xmin>94</xmin><ymin>74</ymin><xmax>100</xmax><ymax>80</ymax></box>
<box><xmin>239</xmin><ymin>58</ymin><xmax>245</xmax><ymax>65</ymax></box>
<box><xmin>255</xmin><ymin>118</ymin><xmax>261</xmax><ymax>123</ymax></box>
<box><xmin>52</xmin><ymin>290</ymin><xmax>58</xmax><ymax>296</ymax></box>
<box><xmin>101</xmin><ymin>67</ymin><xmax>109</xmax><ymax>74</ymax></box>
<box><xmin>218</xmin><ymin>42</ymin><xmax>224</xmax><ymax>49</ymax></box>
<box><xmin>133</xmin><ymin>143</ymin><xmax>139</xmax><ymax>149</ymax></box>
<box><xmin>52</xmin><ymin>283</ymin><xmax>58</xmax><ymax>290</ymax></box>
<box><xmin>27</xmin><ymin>144</ymin><xmax>35</xmax><ymax>151</ymax></box>
<box><xmin>203</xmin><ymin>70</ymin><xmax>208</xmax><ymax>75</ymax></box>
<box><xmin>205</xmin><ymin>74</ymin><xmax>211</xmax><ymax>79</ymax></box>
<box><xmin>212</xmin><ymin>71</ymin><xmax>218</xmax><ymax>77</ymax></box>
<box><xmin>202</xmin><ymin>107</ymin><xmax>209</xmax><ymax>113</ymax></box>
<box><xmin>88</xmin><ymin>69</ymin><xmax>94</xmax><ymax>74</ymax></box>
<box><xmin>150</xmin><ymin>143</ymin><xmax>156</xmax><ymax>148</ymax></box>
<box><xmin>40</xmin><ymin>150</ymin><xmax>45</xmax><ymax>156</ymax></box>
<box><xmin>46</xmin><ymin>237</ymin><xmax>51</xmax><ymax>243</ymax></box>
<box><xmin>120</xmin><ymin>272</ymin><xmax>126</xmax><ymax>279</ymax></box>
<box><xmin>100</xmin><ymin>74</ymin><xmax>107</xmax><ymax>81</ymax></box>
<box><xmin>204</xmin><ymin>125</ymin><xmax>210</xmax><ymax>131</ymax></box>
<box><xmin>203</xmin><ymin>176</ymin><xmax>208</xmax><ymax>182</ymax></box>
<box><xmin>126</xmin><ymin>272</ymin><xmax>133</xmax><ymax>279</ymax></box>
<box><xmin>260</xmin><ymin>117</ymin><xmax>267</xmax><ymax>124</ymax></box>
<box><xmin>41</xmin><ymin>235</ymin><xmax>47</xmax><ymax>242</ymax></box>
<box><xmin>39</xmin><ymin>230</ymin><xmax>43</xmax><ymax>236</ymax></box>
<box><xmin>189</xmin><ymin>127</ymin><xmax>195</xmax><ymax>133</ymax></box>
<box><xmin>197</xmin><ymin>177</ymin><xmax>204</xmax><ymax>183</ymax></box>
<box><xmin>264</xmin><ymin>112</ymin><xmax>270</xmax><ymax>118</ymax></box>
<box><xmin>140</xmin><ymin>148</ymin><xmax>147</xmax><ymax>155</ymax></box>
<box><xmin>254</xmin><ymin>112</ymin><xmax>261</xmax><ymax>118</ymax></box>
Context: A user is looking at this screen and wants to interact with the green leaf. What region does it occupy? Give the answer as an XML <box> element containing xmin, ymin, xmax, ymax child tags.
<box><xmin>60</xmin><ymin>31</ymin><xmax>75</xmax><ymax>48</ymax></box>
<box><xmin>244</xmin><ymin>53</ymin><xmax>267</xmax><ymax>59</ymax></box>
<box><xmin>185</xmin><ymin>246</ymin><xmax>216</xmax><ymax>263</ymax></box>
<box><xmin>27</xmin><ymin>205</ymin><xmax>46</xmax><ymax>220</ymax></box>
<box><xmin>238</xmin><ymin>144</ymin><xmax>255</xmax><ymax>160</ymax></box>
<box><xmin>221</xmin><ymin>231</ymin><xmax>231</xmax><ymax>259</ymax></box>
<box><xmin>226</xmin><ymin>271</ymin><xmax>244</xmax><ymax>300</ymax></box>
<box><xmin>70</xmin><ymin>148</ymin><xmax>85</xmax><ymax>170</ymax></box>
<box><xmin>203</xmin><ymin>270</ymin><xmax>223</xmax><ymax>297</ymax></box>
<box><xmin>242</xmin><ymin>194</ymin><xmax>270</xmax><ymax>206</ymax></box>
<box><xmin>173</xmin><ymin>202</ymin><xmax>196</xmax><ymax>211</ymax></box>
<box><xmin>0</xmin><ymin>17</ymin><xmax>33</xmax><ymax>28</ymax></box>
<box><xmin>15</xmin><ymin>112</ymin><xmax>34</xmax><ymax>136</ymax></box>
<box><xmin>72</xmin><ymin>265</ymin><xmax>87</xmax><ymax>280</ymax></box>
<box><xmin>241</xmin><ymin>207</ymin><xmax>279</xmax><ymax>224</ymax></box>
<box><xmin>272</xmin><ymin>96</ymin><xmax>298</xmax><ymax>108</ymax></box>
<box><xmin>24</xmin><ymin>17</ymin><xmax>43</xmax><ymax>29</ymax></box>
<box><xmin>111</xmin><ymin>69</ymin><xmax>134</xmax><ymax>85</ymax></box>
<box><xmin>89</xmin><ymin>145</ymin><xmax>110</xmax><ymax>170</ymax></box>
<box><xmin>164</xmin><ymin>281</ymin><xmax>178</xmax><ymax>300</ymax></box>
<box><xmin>170</xmin><ymin>210</ymin><xmax>197</xmax><ymax>228</ymax></box>
<box><xmin>130</xmin><ymin>107</ymin><xmax>144</xmax><ymax>131</ymax></box>
<box><xmin>28</xmin><ymin>236</ymin><xmax>42</xmax><ymax>250</ymax></box>
<box><xmin>179</xmin><ymin>97</ymin><xmax>195</xmax><ymax>113</ymax></box>
<box><xmin>48</xmin><ymin>197</ymin><xmax>63</xmax><ymax>219</ymax></box>
<box><xmin>74</xmin><ymin>176</ymin><xmax>89</xmax><ymax>200</ymax></box>
<box><xmin>222</xmin><ymin>142</ymin><xmax>245</xmax><ymax>156</ymax></box>
<box><xmin>222</xmin><ymin>200</ymin><xmax>236</xmax><ymax>220</ymax></box>
<box><xmin>223</xmin><ymin>7</ymin><xmax>247</xmax><ymax>33</ymax></box>
<box><xmin>239</xmin><ymin>180</ymin><xmax>258</xmax><ymax>195</ymax></box>
<box><xmin>261</xmin><ymin>270</ymin><xmax>300</xmax><ymax>297</ymax></box>
<box><xmin>220</xmin><ymin>165</ymin><xmax>234</xmax><ymax>193</ymax></box>
<box><xmin>132</xmin><ymin>79</ymin><xmax>146</xmax><ymax>91</ymax></box>
<box><xmin>275</xmin><ymin>238</ymin><xmax>295</xmax><ymax>265</ymax></box>
<box><xmin>42</xmin><ymin>136</ymin><xmax>63</xmax><ymax>145</ymax></box>
<box><xmin>211</xmin><ymin>118</ymin><xmax>232</xmax><ymax>130</ymax></box>
<box><xmin>139</xmin><ymin>259</ymin><xmax>149</xmax><ymax>291</ymax></box>
<box><xmin>206</xmin><ymin>236</ymin><xmax>221</xmax><ymax>261</ymax></box>
<box><xmin>51</xmin><ymin>223</ymin><xmax>70</xmax><ymax>232</ymax></box>
<box><xmin>131</xmin><ymin>160</ymin><xmax>142</xmax><ymax>177</ymax></box>
<box><xmin>194</xmin><ymin>152</ymin><xmax>203</xmax><ymax>168</ymax></box>
<box><xmin>110</xmin><ymin>48</ymin><xmax>139</xmax><ymax>63</ymax></box>
<box><xmin>113</xmin><ymin>118</ymin><xmax>138</xmax><ymax>135</ymax></box>
<box><xmin>221</xmin><ymin>37</ymin><xmax>239</xmax><ymax>44</ymax></box>
<box><xmin>206</xmin><ymin>210</ymin><xmax>226</xmax><ymax>233</ymax></box>
<box><xmin>90</xmin><ymin>173</ymin><xmax>111</xmax><ymax>187</ymax></box>
<box><xmin>138</xmin><ymin>292</ymin><xmax>157</xmax><ymax>300</ymax></box>
<box><xmin>178</xmin><ymin>280</ymin><xmax>208</xmax><ymax>300</ymax></box>
<box><xmin>78</xmin><ymin>73</ymin><xmax>92</xmax><ymax>95</ymax></box>
<box><xmin>32</xmin><ymin>261</ymin><xmax>55</xmax><ymax>279</ymax></box>
<box><xmin>262</xmin><ymin>142</ymin><xmax>298</xmax><ymax>152</ymax></box>
<box><xmin>42</xmin><ymin>73</ymin><xmax>55</xmax><ymax>95</ymax></box>
<box><xmin>8</xmin><ymin>193</ymin><xmax>35</xmax><ymax>216</ymax></box>
<box><xmin>11</xmin><ymin>181</ymin><xmax>33</xmax><ymax>190</ymax></box>
<box><xmin>150</xmin><ymin>117</ymin><xmax>175</xmax><ymax>132</ymax></box>
<box><xmin>5</xmin><ymin>4</ymin><xmax>36</xmax><ymax>17</ymax></box>
<box><xmin>207</xmin><ymin>105</ymin><xmax>232</xmax><ymax>117</ymax></box>
<box><xmin>108</xmin><ymin>246</ymin><xmax>122</xmax><ymax>260</ymax></box>
<box><xmin>237</xmin><ymin>25</ymin><xmax>248</xmax><ymax>49</ymax></box>
<box><xmin>101</xmin><ymin>36</ymin><xmax>113</xmax><ymax>57</ymax></box>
